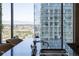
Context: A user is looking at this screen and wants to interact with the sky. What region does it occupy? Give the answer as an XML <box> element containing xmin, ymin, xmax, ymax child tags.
<box><xmin>2</xmin><ymin>3</ymin><xmax>34</xmax><ymax>24</ymax></box>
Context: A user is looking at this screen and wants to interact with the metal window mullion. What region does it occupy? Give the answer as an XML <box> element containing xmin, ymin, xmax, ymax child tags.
<box><xmin>11</xmin><ymin>3</ymin><xmax>14</xmax><ymax>56</ymax></box>
<box><xmin>61</xmin><ymin>3</ymin><xmax>63</xmax><ymax>49</ymax></box>
<box><xmin>11</xmin><ymin>3</ymin><xmax>14</xmax><ymax>39</ymax></box>
<box><xmin>73</xmin><ymin>3</ymin><xmax>75</xmax><ymax>43</ymax></box>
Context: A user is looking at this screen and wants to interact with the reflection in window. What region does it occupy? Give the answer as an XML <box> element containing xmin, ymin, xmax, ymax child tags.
<box><xmin>50</xmin><ymin>10</ymin><xmax>53</xmax><ymax>13</ymax></box>
<box><xmin>54</xmin><ymin>35</ymin><xmax>58</xmax><ymax>39</ymax></box>
<box><xmin>50</xmin><ymin>22</ymin><xmax>53</xmax><ymax>26</ymax></box>
<box><xmin>64</xmin><ymin>9</ymin><xmax>72</xmax><ymax>14</ymax></box>
<box><xmin>45</xmin><ymin>22</ymin><xmax>48</xmax><ymax>26</ymax></box>
<box><xmin>54</xmin><ymin>22</ymin><xmax>58</xmax><ymax>26</ymax></box>
<box><xmin>65</xmin><ymin>15</ymin><xmax>72</xmax><ymax>20</ymax></box>
<box><xmin>50</xmin><ymin>17</ymin><xmax>53</xmax><ymax>19</ymax></box>
<box><xmin>54</xmin><ymin>16</ymin><xmax>58</xmax><ymax>20</ymax></box>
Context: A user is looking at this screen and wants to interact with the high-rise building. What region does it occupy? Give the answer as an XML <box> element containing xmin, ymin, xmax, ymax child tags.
<box><xmin>34</xmin><ymin>3</ymin><xmax>73</xmax><ymax>49</ymax></box>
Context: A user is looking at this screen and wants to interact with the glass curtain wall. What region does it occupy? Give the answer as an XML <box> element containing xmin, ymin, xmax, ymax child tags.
<box><xmin>63</xmin><ymin>3</ymin><xmax>73</xmax><ymax>43</ymax></box>
<box><xmin>40</xmin><ymin>3</ymin><xmax>62</xmax><ymax>49</ymax></box>
<box><xmin>63</xmin><ymin>3</ymin><xmax>73</xmax><ymax>56</ymax></box>
<box><xmin>34</xmin><ymin>3</ymin><xmax>73</xmax><ymax>49</ymax></box>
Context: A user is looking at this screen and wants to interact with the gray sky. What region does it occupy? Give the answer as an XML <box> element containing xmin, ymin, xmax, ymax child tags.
<box><xmin>2</xmin><ymin>3</ymin><xmax>34</xmax><ymax>24</ymax></box>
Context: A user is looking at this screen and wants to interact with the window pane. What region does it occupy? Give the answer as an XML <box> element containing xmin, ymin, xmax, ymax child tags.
<box><xmin>14</xmin><ymin>3</ymin><xmax>34</xmax><ymax>40</ymax></box>
<box><xmin>2</xmin><ymin>3</ymin><xmax>11</xmax><ymax>43</ymax></box>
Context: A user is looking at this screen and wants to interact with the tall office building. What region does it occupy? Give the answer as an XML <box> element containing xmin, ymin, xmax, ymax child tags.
<box><xmin>34</xmin><ymin>3</ymin><xmax>73</xmax><ymax>49</ymax></box>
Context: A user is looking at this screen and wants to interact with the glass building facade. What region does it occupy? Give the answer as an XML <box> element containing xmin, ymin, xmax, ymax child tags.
<box><xmin>34</xmin><ymin>3</ymin><xmax>73</xmax><ymax>49</ymax></box>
